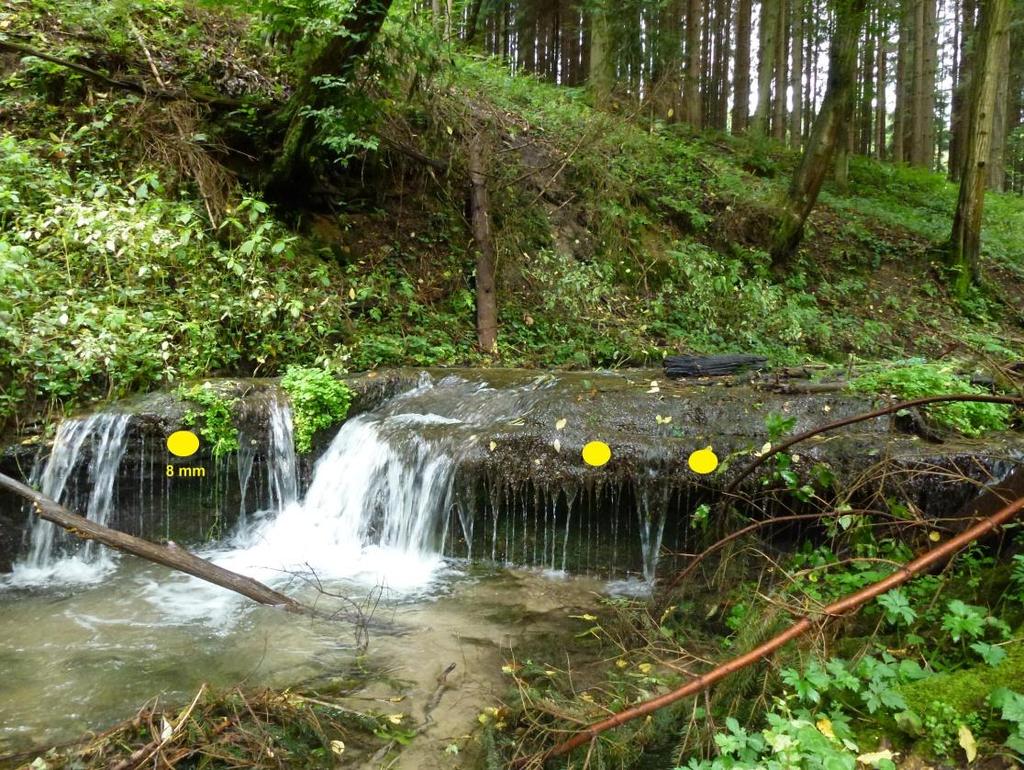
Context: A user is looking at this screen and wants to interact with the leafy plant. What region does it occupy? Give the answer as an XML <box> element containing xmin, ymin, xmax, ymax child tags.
<box><xmin>280</xmin><ymin>365</ymin><xmax>354</xmax><ymax>453</ymax></box>
<box><xmin>179</xmin><ymin>383</ymin><xmax>240</xmax><ymax>458</ymax></box>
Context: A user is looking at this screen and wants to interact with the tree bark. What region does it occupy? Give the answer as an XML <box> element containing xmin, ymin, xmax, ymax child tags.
<box><xmin>588</xmin><ymin>3</ymin><xmax>613</xmax><ymax>106</ymax></box>
<box><xmin>790</xmin><ymin>0</ymin><xmax>804</xmax><ymax>148</ymax></box>
<box><xmin>684</xmin><ymin>0</ymin><xmax>704</xmax><ymax>127</ymax></box>
<box><xmin>0</xmin><ymin>472</ymin><xmax>303</xmax><ymax>611</ymax></box>
<box><xmin>988</xmin><ymin>22</ymin><xmax>1010</xmax><ymax>190</ymax></box>
<box><xmin>772</xmin><ymin>0</ymin><xmax>789</xmax><ymax>140</ymax></box>
<box><xmin>753</xmin><ymin>0</ymin><xmax>779</xmax><ymax>134</ymax></box>
<box><xmin>732</xmin><ymin>0</ymin><xmax>753</xmax><ymax>132</ymax></box>
<box><xmin>950</xmin><ymin>0</ymin><xmax>977</xmax><ymax>179</ymax></box>
<box><xmin>949</xmin><ymin>0</ymin><xmax>1010</xmax><ymax>295</ymax></box>
<box><xmin>465</xmin><ymin>0</ymin><xmax>485</xmax><ymax>43</ymax></box>
<box><xmin>468</xmin><ymin>133</ymin><xmax>498</xmax><ymax>354</ymax></box>
<box><xmin>874</xmin><ymin>12</ymin><xmax>888</xmax><ymax>160</ymax></box>
<box><xmin>770</xmin><ymin>0</ymin><xmax>868</xmax><ymax>267</ymax></box>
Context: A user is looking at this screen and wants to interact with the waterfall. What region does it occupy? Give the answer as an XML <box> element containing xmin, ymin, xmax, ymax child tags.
<box><xmin>223</xmin><ymin>411</ymin><xmax>458</xmax><ymax>590</ymax></box>
<box><xmin>13</xmin><ymin>413</ymin><xmax>131</xmax><ymax>584</ymax></box>
<box><xmin>266</xmin><ymin>396</ymin><xmax>298</xmax><ymax>511</ymax></box>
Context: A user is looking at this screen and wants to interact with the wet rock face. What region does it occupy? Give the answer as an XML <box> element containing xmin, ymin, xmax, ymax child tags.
<box><xmin>0</xmin><ymin>369</ymin><xmax>1021</xmax><ymax>577</ymax></box>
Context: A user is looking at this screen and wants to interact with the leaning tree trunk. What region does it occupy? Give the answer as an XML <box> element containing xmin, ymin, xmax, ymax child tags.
<box><xmin>468</xmin><ymin>133</ymin><xmax>498</xmax><ymax>354</ymax></box>
<box><xmin>265</xmin><ymin>0</ymin><xmax>394</xmax><ymax>201</ymax></box>
<box><xmin>770</xmin><ymin>0</ymin><xmax>868</xmax><ymax>267</ymax></box>
<box><xmin>949</xmin><ymin>0</ymin><xmax>1010</xmax><ymax>296</ymax></box>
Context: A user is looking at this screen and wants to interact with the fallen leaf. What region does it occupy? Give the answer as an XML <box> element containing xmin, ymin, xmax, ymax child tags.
<box><xmin>857</xmin><ymin>749</ymin><xmax>896</xmax><ymax>766</ymax></box>
<box><xmin>958</xmin><ymin>724</ymin><xmax>977</xmax><ymax>762</ymax></box>
<box><xmin>348</xmin><ymin>287</ymin><xmax>356</xmax><ymax>300</ymax></box>
<box><xmin>553</xmin><ymin>439</ymin><xmax>561</xmax><ymax>453</ymax></box>
<box><xmin>489</xmin><ymin>441</ymin><xmax>497</xmax><ymax>451</ymax></box>
<box><xmin>387</xmin><ymin>713</ymin><xmax>404</xmax><ymax>725</ymax></box>
<box><xmin>330</xmin><ymin>740</ymin><xmax>345</xmax><ymax>756</ymax></box>
<box><xmin>816</xmin><ymin>718</ymin><xmax>835</xmax><ymax>738</ymax></box>
<box><xmin>555</xmin><ymin>418</ymin><xmax>567</xmax><ymax>430</ymax></box>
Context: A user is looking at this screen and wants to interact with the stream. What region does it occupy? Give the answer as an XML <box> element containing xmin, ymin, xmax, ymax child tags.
<box><xmin>2</xmin><ymin>369</ymin><xmax>1020</xmax><ymax>763</ymax></box>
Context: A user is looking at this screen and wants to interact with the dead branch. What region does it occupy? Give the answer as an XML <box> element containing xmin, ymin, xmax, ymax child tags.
<box><xmin>0</xmin><ymin>471</ymin><xmax>301</xmax><ymax>612</ymax></box>
<box><xmin>0</xmin><ymin>39</ymin><xmax>245</xmax><ymax>108</ymax></box>
<box><xmin>721</xmin><ymin>394</ymin><xmax>1024</xmax><ymax>501</ymax></box>
<box><xmin>519</xmin><ymin>492</ymin><xmax>1024</xmax><ymax>766</ymax></box>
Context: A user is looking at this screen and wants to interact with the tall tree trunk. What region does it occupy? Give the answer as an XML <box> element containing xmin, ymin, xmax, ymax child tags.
<box><xmin>588</xmin><ymin>3</ymin><xmax>613</xmax><ymax>107</ymax></box>
<box><xmin>732</xmin><ymin>0</ymin><xmax>753</xmax><ymax>132</ymax></box>
<box><xmin>859</xmin><ymin>12</ymin><xmax>875</xmax><ymax>155</ymax></box>
<box><xmin>684</xmin><ymin>0</ymin><xmax>704</xmax><ymax>127</ymax></box>
<box><xmin>772</xmin><ymin>0</ymin><xmax>789</xmax><ymax>140</ymax></box>
<box><xmin>894</xmin><ymin>1</ymin><xmax>912</xmax><ymax>162</ymax></box>
<box><xmin>950</xmin><ymin>0</ymin><xmax>977</xmax><ymax>179</ymax></box>
<box><xmin>468</xmin><ymin>133</ymin><xmax>498</xmax><ymax>354</ymax></box>
<box><xmin>988</xmin><ymin>23</ymin><xmax>1010</xmax><ymax>190</ymax></box>
<box><xmin>465</xmin><ymin>0</ymin><xmax>485</xmax><ymax>43</ymax></box>
<box><xmin>770</xmin><ymin>0</ymin><xmax>868</xmax><ymax>267</ymax></box>
<box><xmin>948</xmin><ymin>0</ymin><xmax>1010</xmax><ymax>295</ymax></box>
<box><xmin>874</xmin><ymin>14</ymin><xmax>888</xmax><ymax>160</ymax></box>
<box><xmin>712</xmin><ymin>0</ymin><xmax>732</xmax><ymax>129</ymax></box>
<box><xmin>753</xmin><ymin>0</ymin><xmax>779</xmax><ymax>134</ymax></box>
<box><xmin>790</xmin><ymin>0</ymin><xmax>804</xmax><ymax>148</ymax></box>
<box><xmin>265</xmin><ymin>0</ymin><xmax>394</xmax><ymax>201</ymax></box>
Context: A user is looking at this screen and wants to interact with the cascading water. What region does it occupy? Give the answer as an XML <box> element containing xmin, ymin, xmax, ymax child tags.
<box><xmin>12</xmin><ymin>413</ymin><xmax>131</xmax><ymax>584</ymax></box>
<box><xmin>223</xmin><ymin>406</ymin><xmax>462</xmax><ymax>590</ymax></box>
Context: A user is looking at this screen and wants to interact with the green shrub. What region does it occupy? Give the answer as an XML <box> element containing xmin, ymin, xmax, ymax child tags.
<box><xmin>850</xmin><ymin>363</ymin><xmax>1012</xmax><ymax>437</ymax></box>
<box><xmin>179</xmin><ymin>383</ymin><xmax>240</xmax><ymax>458</ymax></box>
<box><xmin>280</xmin><ymin>365</ymin><xmax>353</xmax><ymax>453</ymax></box>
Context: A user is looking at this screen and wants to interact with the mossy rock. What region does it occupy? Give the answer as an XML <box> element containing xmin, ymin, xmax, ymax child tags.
<box><xmin>901</xmin><ymin>638</ymin><xmax>1024</xmax><ymax>715</ymax></box>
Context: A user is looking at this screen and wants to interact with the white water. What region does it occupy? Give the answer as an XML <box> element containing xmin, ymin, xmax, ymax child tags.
<box><xmin>10</xmin><ymin>413</ymin><xmax>131</xmax><ymax>586</ymax></box>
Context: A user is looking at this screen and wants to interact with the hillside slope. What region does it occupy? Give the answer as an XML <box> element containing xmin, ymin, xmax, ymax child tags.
<box><xmin>1</xmin><ymin>0</ymin><xmax>1022</xmax><ymax>430</ymax></box>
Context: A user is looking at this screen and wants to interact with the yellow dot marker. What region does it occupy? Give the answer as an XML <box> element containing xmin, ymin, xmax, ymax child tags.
<box><xmin>688</xmin><ymin>446</ymin><xmax>719</xmax><ymax>475</ymax></box>
<box><xmin>581</xmin><ymin>440</ymin><xmax>612</xmax><ymax>467</ymax></box>
<box><xmin>167</xmin><ymin>430</ymin><xmax>200</xmax><ymax>458</ymax></box>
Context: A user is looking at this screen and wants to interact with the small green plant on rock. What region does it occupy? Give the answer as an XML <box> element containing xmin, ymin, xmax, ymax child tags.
<box><xmin>179</xmin><ymin>383</ymin><xmax>240</xmax><ymax>458</ymax></box>
<box><xmin>281</xmin><ymin>365</ymin><xmax>354</xmax><ymax>453</ymax></box>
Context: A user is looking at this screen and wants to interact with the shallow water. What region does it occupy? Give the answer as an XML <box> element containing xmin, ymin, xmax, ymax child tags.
<box><xmin>0</xmin><ymin>557</ymin><xmax>604</xmax><ymax>763</ymax></box>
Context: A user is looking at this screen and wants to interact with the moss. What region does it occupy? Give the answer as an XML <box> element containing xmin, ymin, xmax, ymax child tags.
<box><xmin>901</xmin><ymin>638</ymin><xmax>1024</xmax><ymax>715</ymax></box>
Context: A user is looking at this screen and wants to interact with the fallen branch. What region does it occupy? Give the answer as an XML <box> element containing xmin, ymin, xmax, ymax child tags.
<box><xmin>0</xmin><ymin>472</ymin><xmax>301</xmax><ymax>611</ymax></box>
<box><xmin>0</xmin><ymin>39</ymin><xmax>245</xmax><ymax>107</ymax></box>
<box><xmin>520</xmin><ymin>492</ymin><xmax>1024</xmax><ymax>766</ymax></box>
<box><xmin>721</xmin><ymin>394</ymin><xmax>1024</xmax><ymax>501</ymax></box>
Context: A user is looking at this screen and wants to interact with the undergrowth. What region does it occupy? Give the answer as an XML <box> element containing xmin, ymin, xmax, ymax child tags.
<box><xmin>280</xmin><ymin>365</ymin><xmax>354</xmax><ymax>453</ymax></box>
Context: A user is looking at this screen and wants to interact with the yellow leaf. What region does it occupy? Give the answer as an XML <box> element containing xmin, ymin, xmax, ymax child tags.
<box><xmin>615</xmin><ymin>659</ymin><xmax>628</xmax><ymax>669</ymax></box>
<box><xmin>489</xmin><ymin>441</ymin><xmax>497</xmax><ymax>452</ymax></box>
<box><xmin>816</xmin><ymin>718</ymin><xmax>835</xmax><ymax>739</ymax></box>
<box><xmin>579</xmin><ymin>692</ymin><xmax>594</xmax><ymax>702</ymax></box>
<box><xmin>555</xmin><ymin>418</ymin><xmax>567</xmax><ymax>430</ymax></box>
<box><xmin>552</xmin><ymin>439</ymin><xmax>561</xmax><ymax>453</ymax></box>
<box><xmin>929</xmin><ymin>531</ymin><xmax>941</xmax><ymax>542</ymax></box>
<box><xmin>348</xmin><ymin>287</ymin><xmax>356</xmax><ymax>300</ymax></box>
<box><xmin>387</xmin><ymin>713</ymin><xmax>404</xmax><ymax>725</ymax></box>
<box><xmin>857</xmin><ymin>749</ymin><xmax>896</xmax><ymax>765</ymax></box>
<box><xmin>330</xmin><ymin>740</ymin><xmax>345</xmax><ymax>756</ymax></box>
<box><xmin>637</xmin><ymin>663</ymin><xmax>652</xmax><ymax>674</ymax></box>
<box><xmin>958</xmin><ymin>724</ymin><xmax>977</xmax><ymax>762</ymax></box>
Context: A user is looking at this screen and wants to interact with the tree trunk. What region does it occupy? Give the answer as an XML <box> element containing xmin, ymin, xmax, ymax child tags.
<box><xmin>988</xmin><ymin>23</ymin><xmax>1010</xmax><ymax>190</ymax></box>
<box><xmin>684</xmin><ymin>0</ymin><xmax>704</xmax><ymax>127</ymax></box>
<box><xmin>465</xmin><ymin>0</ymin><xmax>484</xmax><ymax>43</ymax></box>
<box><xmin>265</xmin><ymin>0</ymin><xmax>394</xmax><ymax>201</ymax></box>
<box><xmin>790</xmin><ymin>0</ymin><xmax>804</xmax><ymax>148</ymax></box>
<box><xmin>894</xmin><ymin>2</ymin><xmax>909</xmax><ymax>162</ymax></box>
<box><xmin>950</xmin><ymin>0</ymin><xmax>977</xmax><ymax>179</ymax></box>
<box><xmin>588</xmin><ymin>4</ymin><xmax>613</xmax><ymax>106</ymax></box>
<box><xmin>859</xmin><ymin>11</ymin><xmax>875</xmax><ymax>156</ymax></box>
<box><xmin>732</xmin><ymin>0</ymin><xmax>753</xmax><ymax>132</ymax></box>
<box><xmin>949</xmin><ymin>0</ymin><xmax>1010</xmax><ymax>295</ymax></box>
<box><xmin>770</xmin><ymin>0</ymin><xmax>868</xmax><ymax>267</ymax></box>
<box><xmin>772</xmin><ymin>0</ymin><xmax>789</xmax><ymax>140</ymax></box>
<box><xmin>468</xmin><ymin>133</ymin><xmax>498</xmax><ymax>354</ymax></box>
<box><xmin>753</xmin><ymin>0</ymin><xmax>779</xmax><ymax>134</ymax></box>
<box><xmin>874</xmin><ymin>14</ymin><xmax>888</xmax><ymax>160</ymax></box>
